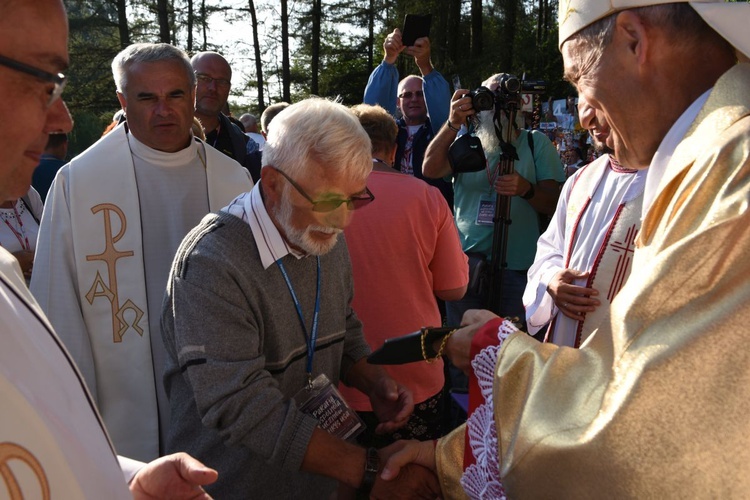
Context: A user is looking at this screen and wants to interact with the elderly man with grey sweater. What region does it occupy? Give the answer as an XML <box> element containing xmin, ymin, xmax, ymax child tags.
<box><xmin>161</xmin><ymin>98</ymin><xmax>440</xmax><ymax>499</ymax></box>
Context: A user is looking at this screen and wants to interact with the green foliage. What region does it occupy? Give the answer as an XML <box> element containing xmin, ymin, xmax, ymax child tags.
<box><xmin>64</xmin><ymin>0</ymin><xmax>122</xmax><ymax>157</ymax></box>
<box><xmin>64</xmin><ymin>0</ymin><xmax>575</xmax><ymax>154</ymax></box>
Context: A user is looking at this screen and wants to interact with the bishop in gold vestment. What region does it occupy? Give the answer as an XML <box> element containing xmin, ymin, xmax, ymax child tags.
<box><xmin>430</xmin><ymin>3</ymin><xmax>750</xmax><ymax>498</ymax></box>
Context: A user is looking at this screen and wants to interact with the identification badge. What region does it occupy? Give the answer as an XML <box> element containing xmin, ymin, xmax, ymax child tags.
<box><xmin>293</xmin><ymin>373</ymin><xmax>364</xmax><ymax>441</ymax></box>
<box><xmin>476</xmin><ymin>196</ymin><xmax>496</xmax><ymax>225</ymax></box>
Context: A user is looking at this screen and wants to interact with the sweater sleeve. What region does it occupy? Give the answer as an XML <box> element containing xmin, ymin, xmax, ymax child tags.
<box><xmin>166</xmin><ymin>243</ymin><xmax>319</xmax><ymax>472</ymax></box>
<box><xmin>363</xmin><ymin>61</ymin><xmax>399</xmax><ymax>116</ymax></box>
<box><xmin>423</xmin><ymin>70</ymin><xmax>451</xmax><ymax>136</ymax></box>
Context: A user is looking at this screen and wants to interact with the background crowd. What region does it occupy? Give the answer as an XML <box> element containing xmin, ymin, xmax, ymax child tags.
<box><xmin>2</xmin><ymin>0</ymin><xmax>750</xmax><ymax>498</ymax></box>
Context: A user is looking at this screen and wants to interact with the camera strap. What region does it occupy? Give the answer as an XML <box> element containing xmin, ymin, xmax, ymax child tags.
<box><xmin>492</xmin><ymin>107</ymin><xmax>519</xmax><ymax>162</ymax></box>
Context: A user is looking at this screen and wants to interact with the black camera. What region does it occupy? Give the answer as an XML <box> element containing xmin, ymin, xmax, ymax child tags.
<box><xmin>467</xmin><ymin>86</ymin><xmax>495</xmax><ymax>111</ymax></box>
<box><xmin>467</xmin><ymin>74</ymin><xmax>546</xmax><ymax>111</ymax></box>
<box><xmin>521</xmin><ymin>79</ymin><xmax>547</xmax><ymax>94</ymax></box>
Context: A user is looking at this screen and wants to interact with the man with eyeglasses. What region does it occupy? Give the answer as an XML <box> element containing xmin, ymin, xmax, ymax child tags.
<box><xmin>161</xmin><ymin>97</ymin><xmax>439</xmax><ymax>498</ymax></box>
<box><xmin>0</xmin><ymin>0</ymin><xmax>226</xmax><ymax>496</ymax></box>
<box><xmin>364</xmin><ymin>28</ymin><xmax>454</xmax><ymax>208</ymax></box>
<box><xmin>31</xmin><ymin>42</ymin><xmax>253</xmax><ymax>463</ymax></box>
<box><xmin>191</xmin><ymin>51</ymin><xmax>261</xmax><ymax>182</ymax></box>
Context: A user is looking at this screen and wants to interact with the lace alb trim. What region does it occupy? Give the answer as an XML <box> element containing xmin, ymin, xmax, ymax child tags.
<box><xmin>459</xmin><ymin>319</ymin><xmax>518</xmax><ymax>499</ymax></box>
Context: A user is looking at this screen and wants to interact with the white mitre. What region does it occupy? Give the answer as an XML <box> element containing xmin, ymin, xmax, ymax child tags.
<box><xmin>558</xmin><ymin>0</ymin><xmax>750</xmax><ymax>61</ymax></box>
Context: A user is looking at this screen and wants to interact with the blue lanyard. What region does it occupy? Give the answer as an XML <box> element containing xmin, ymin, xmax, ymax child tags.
<box><xmin>276</xmin><ymin>256</ymin><xmax>321</xmax><ymax>386</ymax></box>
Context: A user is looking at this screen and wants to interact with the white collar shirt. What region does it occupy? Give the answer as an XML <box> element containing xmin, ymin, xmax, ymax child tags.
<box><xmin>643</xmin><ymin>88</ymin><xmax>711</xmax><ymax>216</ymax></box>
<box><xmin>222</xmin><ymin>184</ymin><xmax>305</xmax><ymax>269</ymax></box>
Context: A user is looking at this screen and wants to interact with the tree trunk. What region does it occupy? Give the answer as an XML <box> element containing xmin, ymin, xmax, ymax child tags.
<box><xmin>536</xmin><ymin>0</ymin><xmax>543</xmax><ymax>45</ymax></box>
<box><xmin>157</xmin><ymin>0</ymin><xmax>171</xmax><ymax>43</ymax></box>
<box><xmin>499</xmin><ymin>0</ymin><xmax>518</xmax><ymax>71</ymax></box>
<box><xmin>281</xmin><ymin>0</ymin><xmax>291</xmax><ymax>102</ymax></box>
<box><xmin>471</xmin><ymin>0</ymin><xmax>483</xmax><ymax>58</ymax></box>
<box><xmin>367</xmin><ymin>0</ymin><xmax>375</xmax><ymax>74</ymax></box>
<box><xmin>248</xmin><ymin>0</ymin><xmax>265</xmax><ymax>109</ymax></box>
<box><xmin>187</xmin><ymin>0</ymin><xmax>194</xmax><ymax>52</ymax></box>
<box><xmin>115</xmin><ymin>0</ymin><xmax>130</xmax><ymax>48</ymax></box>
<box><xmin>311</xmin><ymin>0</ymin><xmax>321</xmax><ymax>95</ymax></box>
<box><xmin>201</xmin><ymin>0</ymin><xmax>208</xmax><ymax>51</ymax></box>
<box><xmin>447</xmin><ymin>0</ymin><xmax>461</xmax><ymax>64</ymax></box>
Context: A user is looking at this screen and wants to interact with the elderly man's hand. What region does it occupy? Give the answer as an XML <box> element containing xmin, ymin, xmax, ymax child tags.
<box><xmin>369</xmin><ymin>377</ymin><xmax>414</xmax><ymax>434</ymax></box>
<box><xmin>130</xmin><ymin>452</ymin><xmax>218</xmax><ymax>499</ymax></box>
<box><xmin>383</xmin><ymin>29</ymin><xmax>405</xmax><ymax>65</ymax></box>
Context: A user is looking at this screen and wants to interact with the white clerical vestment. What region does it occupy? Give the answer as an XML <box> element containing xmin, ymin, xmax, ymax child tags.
<box><xmin>30</xmin><ymin>123</ymin><xmax>253</xmax><ymax>461</ymax></box>
<box><xmin>524</xmin><ymin>155</ymin><xmax>647</xmax><ymax>347</ymax></box>
<box><xmin>0</xmin><ymin>247</ymin><xmax>133</xmax><ymax>499</ymax></box>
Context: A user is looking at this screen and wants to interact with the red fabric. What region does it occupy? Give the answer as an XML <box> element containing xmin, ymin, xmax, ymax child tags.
<box><xmin>463</xmin><ymin>317</ymin><xmax>506</xmax><ymax>469</ymax></box>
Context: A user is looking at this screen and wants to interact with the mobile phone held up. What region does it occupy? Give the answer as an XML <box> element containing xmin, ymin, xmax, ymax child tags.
<box><xmin>402</xmin><ymin>14</ymin><xmax>432</xmax><ymax>47</ymax></box>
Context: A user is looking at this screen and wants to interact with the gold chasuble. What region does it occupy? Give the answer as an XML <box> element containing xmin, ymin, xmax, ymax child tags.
<box><xmin>438</xmin><ymin>63</ymin><xmax>750</xmax><ymax>498</ymax></box>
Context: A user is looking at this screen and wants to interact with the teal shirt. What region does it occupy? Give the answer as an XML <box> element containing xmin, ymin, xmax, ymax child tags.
<box><xmin>453</xmin><ymin>129</ymin><xmax>564</xmax><ymax>270</ymax></box>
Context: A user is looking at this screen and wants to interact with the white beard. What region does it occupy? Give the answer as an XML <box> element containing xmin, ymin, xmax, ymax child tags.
<box><xmin>474</xmin><ymin>110</ymin><xmax>501</xmax><ymax>155</ymax></box>
<box><xmin>273</xmin><ymin>190</ymin><xmax>342</xmax><ymax>256</ymax></box>
<box><xmin>475</xmin><ymin>108</ymin><xmax>528</xmax><ymax>157</ymax></box>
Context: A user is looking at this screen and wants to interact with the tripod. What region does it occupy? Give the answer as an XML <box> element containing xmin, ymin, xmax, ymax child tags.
<box><xmin>486</xmin><ymin>105</ymin><xmax>520</xmax><ymax>317</ymax></box>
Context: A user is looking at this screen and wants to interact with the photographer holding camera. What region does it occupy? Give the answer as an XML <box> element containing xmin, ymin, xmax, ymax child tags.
<box><xmin>423</xmin><ymin>73</ymin><xmax>565</xmax><ymax>330</ymax></box>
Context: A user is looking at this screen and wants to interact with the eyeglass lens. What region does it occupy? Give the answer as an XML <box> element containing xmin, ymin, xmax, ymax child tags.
<box><xmin>399</xmin><ymin>90</ymin><xmax>424</xmax><ymax>99</ymax></box>
<box><xmin>196</xmin><ymin>73</ymin><xmax>230</xmax><ymax>87</ymax></box>
<box><xmin>0</xmin><ymin>54</ymin><xmax>66</xmax><ymax>106</ymax></box>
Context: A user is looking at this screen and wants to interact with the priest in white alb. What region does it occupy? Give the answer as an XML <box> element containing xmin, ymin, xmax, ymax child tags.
<box><xmin>524</xmin><ymin>95</ymin><xmax>647</xmax><ymax>347</ymax></box>
<box><xmin>31</xmin><ymin>42</ymin><xmax>253</xmax><ymax>462</ymax></box>
<box><xmin>0</xmin><ymin>0</ymin><xmax>221</xmax><ymax>496</ymax></box>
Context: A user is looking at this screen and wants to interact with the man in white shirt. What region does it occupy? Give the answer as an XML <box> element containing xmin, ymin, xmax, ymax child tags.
<box><xmin>31</xmin><ymin>42</ymin><xmax>253</xmax><ymax>462</ymax></box>
<box><xmin>0</xmin><ymin>0</ymin><xmax>217</xmax><ymax>496</ymax></box>
<box><xmin>239</xmin><ymin>112</ymin><xmax>266</xmax><ymax>151</ymax></box>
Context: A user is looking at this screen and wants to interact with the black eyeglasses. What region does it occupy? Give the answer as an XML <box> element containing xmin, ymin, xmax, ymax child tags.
<box><xmin>0</xmin><ymin>54</ymin><xmax>67</xmax><ymax>106</ymax></box>
<box><xmin>398</xmin><ymin>90</ymin><xmax>424</xmax><ymax>100</ymax></box>
<box><xmin>270</xmin><ymin>166</ymin><xmax>375</xmax><ymax>212</ymax></box>
<box><xmin>195</xmin><ymin>73</ymin><xmax>231</xmax><ymax>88</ymax></box>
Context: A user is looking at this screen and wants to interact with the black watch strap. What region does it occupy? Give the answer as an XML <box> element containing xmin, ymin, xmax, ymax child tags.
<box><xmin>359</xmin><ymin>447</ymin><xmax>380</xmax><ymax>495</ymax></box>
<box><xmin>521</xmin><ymin>183</ymin><xmax>535</xmax><ymax>199</ymax></box>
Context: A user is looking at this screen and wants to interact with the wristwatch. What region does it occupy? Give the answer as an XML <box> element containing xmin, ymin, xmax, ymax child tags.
<box><xmin>359</xmin><ymin>447</ymin><xmax>380</xmax><ymax>495</ymax></box>
<box><xmin>521</xmin><ymin>183</ymin><xmax>535</xmax><ymax>200</ymax></box>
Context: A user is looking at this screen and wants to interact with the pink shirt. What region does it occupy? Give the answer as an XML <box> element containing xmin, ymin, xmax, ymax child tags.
<box><xmin>341</xmin><ymin>170</ymin><xmax>468</xmax><ymax>409</ymax></box>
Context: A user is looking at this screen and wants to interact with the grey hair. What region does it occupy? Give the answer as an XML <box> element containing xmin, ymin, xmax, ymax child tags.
<box><xmin>262</xmin><ymin>97</ymin><xmax>372</xmax><ymax>182</ymax></box>
<box><xmin>572</xmin><ymin>3</ymin><xmax>725</xmax><ymax>64</ymax></box>
<box><xmin>111</xmin><ymin>43</ymin><xmax>195</xmax><ymax>93</ymax></box>
<box><xmin>482</xmin><ymin>73</ymin><xmax>511</xmax><ymax>89</ymax></box>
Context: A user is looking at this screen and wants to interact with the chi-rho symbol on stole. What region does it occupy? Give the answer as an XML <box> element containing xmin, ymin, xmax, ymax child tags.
<box><xmin>84</xmin><ymin>203</ymin><xmax>144</xmax><ymax>343</ymax></box>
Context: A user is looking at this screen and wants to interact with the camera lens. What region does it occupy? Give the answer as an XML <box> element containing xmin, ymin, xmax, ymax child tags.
<box><xmin>500</xmin><ymin>75</ymin><xmax>521</xmax><ymax>94</ymax></box>
<box><xmin>471</xmin><ymin>88</ymin><xmax>495</xmax><ymax>111</ymax></box>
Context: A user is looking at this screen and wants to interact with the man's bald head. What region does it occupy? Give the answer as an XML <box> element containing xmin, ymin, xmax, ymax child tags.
<box><xmin>191</xmin><ymin>51</ymin><xmax>232</xmax><ymax>79</ymax></box>
<box><xmin>396</xmin><ymin>75</ymin><xmax>427</xmax><ymax>126</ymax></box>
<box><xmin>191</xmin><ymin>51</ymin><xmax>233</xmax><ymax>126</ymax></box>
